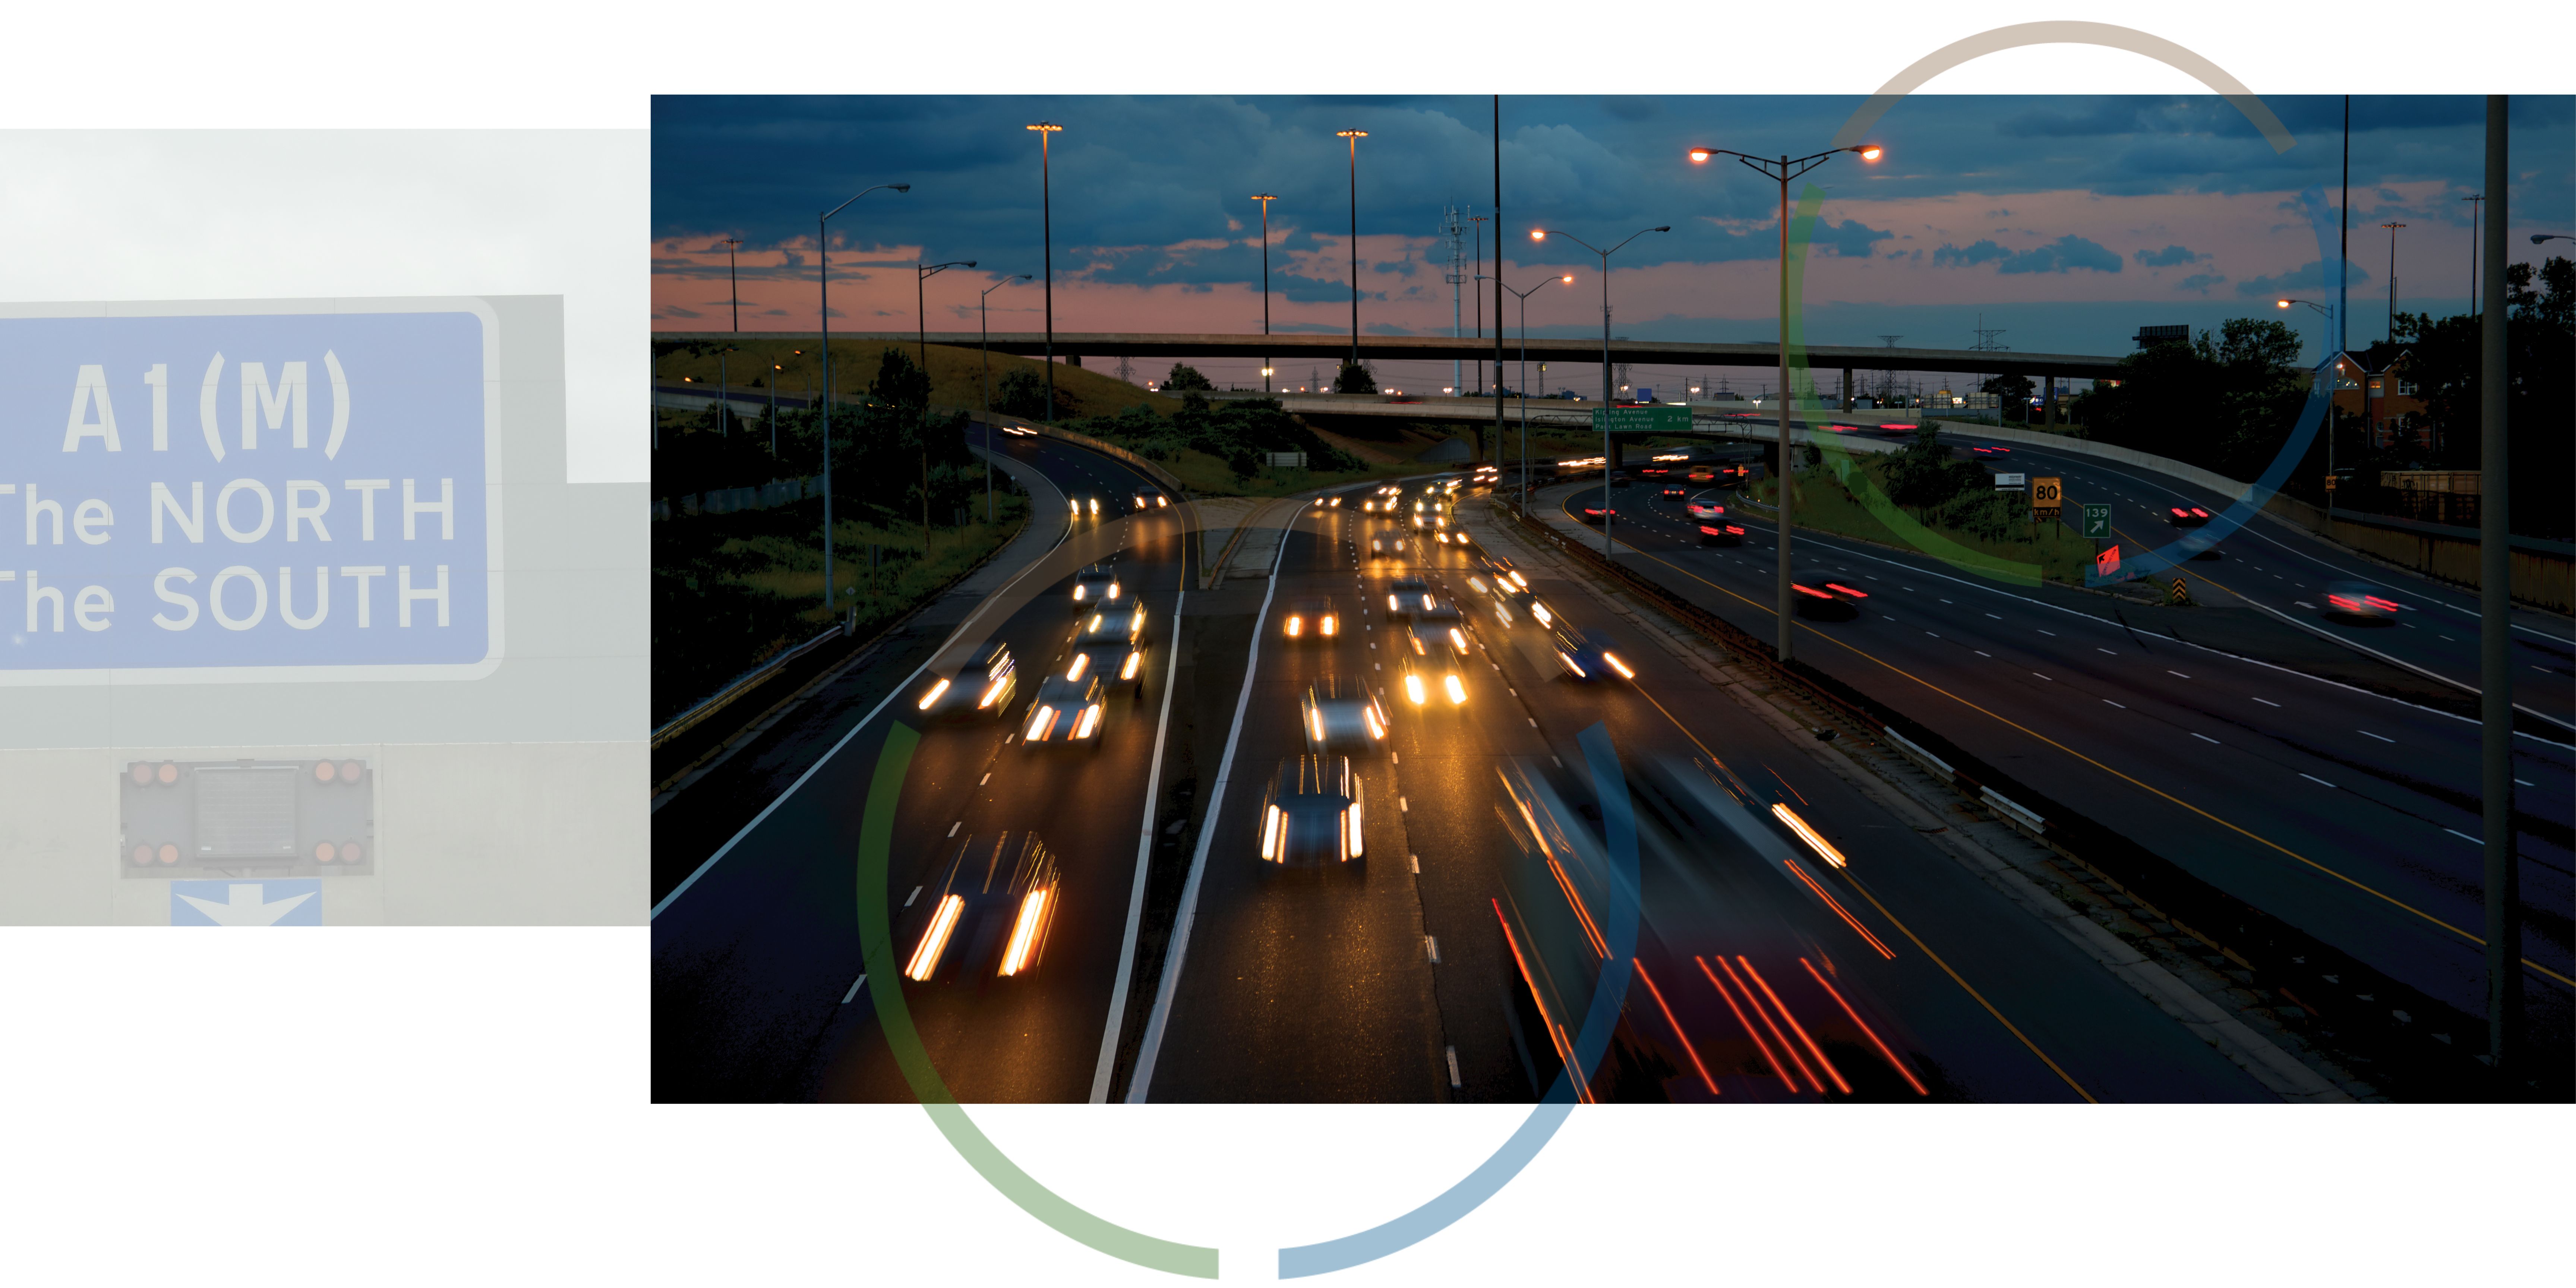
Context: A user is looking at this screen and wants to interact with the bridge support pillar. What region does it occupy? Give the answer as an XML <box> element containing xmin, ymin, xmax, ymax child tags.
<box><xmin>2044</xmin><ymin>374</ymin><xmax>2056</xmax><ymax>427</ymax></box>
<box><xmin>1841</xmin><ymin>367</ymin><xmax>1852</xmax><ymax>412</ymax></box>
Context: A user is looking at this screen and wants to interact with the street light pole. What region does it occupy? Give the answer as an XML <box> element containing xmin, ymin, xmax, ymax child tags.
<box><xmin>819</xmin><ymin>182</ymin><xmax>910</xmax><ymax>618</ymax></box>
<box><xmin>1027</xmin><ymin>121</ymin><xmax>1063</xmax><ymax>422</ymax></box>
<box><xmin>916</xmin><ymin>258</ymin><xmax>976</xmax><ymax>369</ymax></box>
<box><xmin>2280</xmin><ymin>296</ymin><xmax>2338</xmax><ymax>520</ymax></box>
<box><xmin>981</xmin><ymin>274</ymin><xmax>1031</xmax><ymax>522</ymax></box>
<box><xmin>2381</xmin><ymin>220</ymin><xmax>2407</xmax><ymax>344</ymax></box>
<box><xmin>2462</xmin><ymin>194</ymin><xmax>2484</xmax><ymax>316</ymax></box>
<box><xmin>1532</xmin><ymin>225</ymin><xmax>1668</xmax><ymax>558</ymax></box>
<box><xmin>1337</xmin><ymin>129</ymin><xmax>1368</xmax><ymax>387</ymax></box>
<box><xmin>722</xmin><ymin>236</ymin><xmax>741</xmax><ymax>334</ymax></box>
<box><xmin>1688</xmin><ymin>141</ymin><xmax>1882</xmax><ymax>662</ymax></box>
<box><xmin>2478</xmin><ymin>95</ymin><xmax>2519</xmax><ymax>1074</ymax></box>
<box><xmin>1484</xmin><ymin>271</ymin><xmax>1576</xmax><ymax>513</ymax></box>
<box><xmin>1252</xmin><ymin>193</ymin><xmax>1278</xmax><ymax>394</ymax></box>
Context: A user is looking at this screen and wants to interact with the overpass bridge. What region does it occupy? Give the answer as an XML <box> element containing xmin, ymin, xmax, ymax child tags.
<box><xmin>655</xmin><ymin>330</ymin><xmax>2126</xmax><ymax>381</ymax></box>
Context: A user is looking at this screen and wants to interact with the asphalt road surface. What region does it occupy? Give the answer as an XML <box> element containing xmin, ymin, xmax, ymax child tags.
<box><xmin>1545</xmin><ymin>470</ymin><xmax>2573</xmax><ymax>1067</ymax></box>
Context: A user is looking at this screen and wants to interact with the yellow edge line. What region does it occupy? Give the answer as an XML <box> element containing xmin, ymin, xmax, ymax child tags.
<box><xmin>1557</xmin><ymin>500</ymin><xmax>2573</xmax><ymax>992</ymax></box>
<box><xmin>1623</xmin><ymin>681</ymin><xmax>2096</xmax><ymax>1103</ymax></box>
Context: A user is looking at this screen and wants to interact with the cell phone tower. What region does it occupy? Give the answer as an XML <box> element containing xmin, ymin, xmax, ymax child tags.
<box><xmin>1442</xmin><ymin>205</ymin><xmax>1466</xmax><ymax>395</ymax></box>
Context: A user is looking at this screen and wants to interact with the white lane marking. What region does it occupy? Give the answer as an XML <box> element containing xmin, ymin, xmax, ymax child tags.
<box><xmin>1975</xmin><ymin>650</ymin><xmax>1992</xmax><ymax>657</ymax></box>
<box><xmin>2037</xmin><ymin>629</ymin><xmax>2057</xmax><ymax>637</ymax></box>
<box><xmin>1391</xmin><ymin>752</ymin><xmax>1399</xmax><ymax>764</ymax></box>
<box><xmin>1985</xmin><ymin>613</ymin><xmax>2003</xmax><ymax>620</ymax></box>
<box><xmin>2105</xmin><ymin>700</ymin><xmax>2127</xmax><ymax>709</ymax></box>
<box><xmin>1127</xmin><ymin>500</ymin><xmax>1306</xmax><ymax>1103</ymax></box>
<box><xmin>1092</xmin><ymin>583</ymin><xmax>1191</xmax><ymax>1104</ymax></box>
<box><xmin>1400</xmin><ymin>797</ymin><xmax>1409</xmax><ymax>812</ymax></box>
<box><xmin>979</xmin><ymin>771</ymin><xmax>992</xmax><ymax>785</ymax></box>
<box><xmin>1529</xmin><ymin>718</ymin><xmax>1538</xmax><ymax>727</ymax></box>
<box><xmin>1926</xmin><ymin>631</ymin><xmax>1940</xmax><ymax>638</ymax></box>
<box><xmin>842</xmin><ymin>974</ymin><xmax>867</xmax><ymax>1004</ymax></box>
<box><xmin>2359</xmin><ymin>729</ymin><xmax>2395</xmax><ymax>743</ymax></box>
<box><xmin>2168</xmin><ymin>670</ymin><xmax>2191</xmax><ymax>679</ymax></box>
<box><xmin>2253</xmin><ymin>696</ymin><xmax>2282</xmax><ymax>707</ymax></box>
<box><xmin>904</xmin><ymin>885</ymin><xmax>922</xmax><ymax>907</ymax></box>
<box><xmin>2446</xmin><ymin>828</ymin><xmax>2484</xmax><ymax>845</ymax></box>
<box><xmin>947</xmin><ymin>821</ymin><xmax>960</xmax><ymax>837</ymax></box>
<box><xmin>2033</xmin><ymin>672</ymin><xmax>2053</xmax><ymax>681</ymax></box>
<box><xmin>1425</xmin><ymin>935</ymin><xmax>1441</xmax><ymax>963</ymax></box>
<box><xmin>2517</xmin><ymin>778</ymin><xmax>2535</xmax><ymax>787</ymax></box>
<box><xmin>2191</xmin><ymin>733</ymin><xmax>2221</xmax><ymax>745</ymax></box>
<box><xmin>2301</xmin><ymin>773</ymin><xmax>2336</xmax><ymax>788</ymax></box>
<box><xmin>648</xmin><ymin>449</ymin><xmax>1079</xmax><ymax>921</ymax></box>
<box><xmin>1446</xmin><ymin>1045</ymin><xmax>1462</xmax><ymax>1087</ymax></box>
<box><xmin>2097</xmin><ymin>647</ymin><xmax>2118</xmax><ymax>655</ymax></box>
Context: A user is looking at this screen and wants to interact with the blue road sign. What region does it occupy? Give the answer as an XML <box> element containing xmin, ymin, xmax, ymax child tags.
<box><xmin>0</xmin><ymin>302</ymin><xmax>496</xmax><ymax>682</ymax></box>
<box><xmin>170</xmin><ymin>878</ymin><xmax>322</xmax><ymax>926</ymax></box>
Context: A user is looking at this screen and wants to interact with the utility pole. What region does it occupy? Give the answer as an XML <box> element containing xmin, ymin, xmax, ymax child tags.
<box><xmin>1469</xmin><ymin>211</ymin><xmax>1489</xmax><ymax>389</ymax></box>
<box><xmin>1491</xmin><ymin>94</ymin><xmax>1504</xmax><ymax>467</ymax></box>
<box><xmin>1338</xmin><ymin>129</ymin><xmax>1368</xmax><ymax>383</ymax></box>
<box><xmin>2339</xmin><ymin>96</ymin><xmax>2351</xmax><ymax>356</ymax></box>
<box><xmin>2476</xmin><ymin>94</ymin><xmax>2520</xmax><ymax>1076</ymax></box>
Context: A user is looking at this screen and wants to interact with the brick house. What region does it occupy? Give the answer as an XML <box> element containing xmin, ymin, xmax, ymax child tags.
<box><xmin>2316</xmin><ymin>342</ymin><xmax>2428</xmax><ymax>448</ymax></box>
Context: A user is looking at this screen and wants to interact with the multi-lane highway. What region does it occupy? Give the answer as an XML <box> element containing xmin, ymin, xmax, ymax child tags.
<box><xmin>654</xmin><ymin>438</ymin><xmax>2359</xmax><ymax>1104</ymax></box>
<box><xmin>1546</xmin><ymin>465</ymin><xmax>2574</xmax><ymax>1069</ymax></box>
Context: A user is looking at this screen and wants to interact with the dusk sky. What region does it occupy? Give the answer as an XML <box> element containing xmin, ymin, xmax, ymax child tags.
<box><xmin>652</xmin><ymin>94</ymin><xmax>2573</xmax><ymax>390</ymax></box>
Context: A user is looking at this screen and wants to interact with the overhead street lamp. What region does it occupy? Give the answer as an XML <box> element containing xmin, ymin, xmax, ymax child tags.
<box><xmin>2280</xmin><ymin>297</ymin><xmax>2340</xmax><ymax>522</ymax></box>
<box><xmin>1336</xmin><ymin>129</ymin><xmax>1367</xmax><ymax>384</ymax></box>
<box><xmin>1530</xmin><ymin>224</ymin><xmax>1668</xmax><ymax>557</ymax></box>
<box><xmin>916</xmin><ymin>258</ymin><xmax>977</xmax><ymax>369</ymax></box>
<box><xmin>2462</xmin><ymin>194</ymin><xmax>2484</xmax><ymax>316</ymax></box>
<box><xmin>1480</xmin><ymin>271</ymin><xmax>1575</xmax><ymax>512</ymax></box>
<box><xmin>1028</xmin><ymin>121</ymin><xmax>1064</xmax><ymax>421</ymax></box>
<box><xmin>2534</xmin><ymin>233</ymin><xmax>2576</xmax><ymax>244</ymax></box>
<box><xmin>1252</xmin><ymin>193</ymin><xmax>1279</xmax><ymax>394</ymax></box>
<box><xmin>1687</xmin><ymin>140</ymin><xmax>1882</xmax><ymax>662</ymax></box>
<box><xmin>819</xmin><ymin>181</ymin><xmax>910</xmax><ymax>617</ymax></box>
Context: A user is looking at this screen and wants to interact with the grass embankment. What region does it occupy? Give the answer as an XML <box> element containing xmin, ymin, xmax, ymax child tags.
<box><xmin>1746</xmin><ymin>455</ymin><xmax>2097</xmax><ymax>586</ymax></box>
<box><xmin>652</xmin><ymin>491</ymin><xmax>1029</xmax><ymax>726</ymax></box>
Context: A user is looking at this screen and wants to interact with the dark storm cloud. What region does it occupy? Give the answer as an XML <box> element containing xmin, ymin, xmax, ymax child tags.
<box><xmin>2134</xmin><ymin>244</ymin><xmax>2205</xmax><ymax>267</ymax></box>
<box><xmin>1934</xmin><ymin>235</ymin><xmax>2122</xmax><ymax>274</ymax></box>
<box><xmin>2176</xmin><ymin>273</ymin><xmax>2226</xmax><ymax>294</ymax></box>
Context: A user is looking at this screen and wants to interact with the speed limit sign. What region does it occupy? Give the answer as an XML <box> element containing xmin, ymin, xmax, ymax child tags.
<box><xmin>2031</xmin><ymin>476</ymin><xmax>2064</xmax><ymax>519</ymax></box>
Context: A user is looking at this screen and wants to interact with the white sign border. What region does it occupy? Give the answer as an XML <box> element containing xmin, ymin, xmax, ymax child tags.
<box><xmin>0</xmin><ymin>296</ymin><xmax>505</xmax><ymax>685</ymax></box>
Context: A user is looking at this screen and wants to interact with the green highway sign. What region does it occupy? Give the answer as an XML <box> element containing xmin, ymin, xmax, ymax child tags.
<box><xmin>1591</xmin><ymin>405</ymin><xmax>1692</xmax><ymax>434</ymax></box>
<box><xmin>2082</xmin><ymin>502</ymin><xmax>2111</xmax><ymax>538</ymax></box>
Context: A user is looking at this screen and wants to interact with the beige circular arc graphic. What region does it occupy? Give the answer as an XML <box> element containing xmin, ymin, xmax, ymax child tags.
<box><xmin>888</xmin><ymin>25</ymin><xmax>2302</xmax><ymax>1281</ymax></box>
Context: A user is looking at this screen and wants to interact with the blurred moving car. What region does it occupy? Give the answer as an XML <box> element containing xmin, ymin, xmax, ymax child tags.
<box><xmin>900</xmin><ymin>831</ymin><xmax>1063</xmax><ymax>982</ymax></box>
<box><xmin>1070</xmin><ymin>563</ymin><xmax>1122</xmax><ymax>610</ymax></box>
<box><xmin>1396</xmin><ymin>635</ymin><xmax>1469</xmax><ymax>708</ymax></box>
<box><xmin>2166</xmin><ymin>504</ymin><xmax>2213</xmax><ymax>528</ymax></box>
<box><xmin>1023</xmin><ymin>671</ymin><xmax>1108</xmax><ymax>745</ymax></box>
<box><xmin>1368</xmin><ymin>532</ymin><xmax>1402</xmax><ymax>560</ymax></box>
<box><xmin>1300</xmin><ymin>676</ymin><xmax>1389</xmax><ymax>753</ymax></box>
<box><xmin>2322</xmin><ymin>580</ymin><xmax>2400</xmax><ymax>623</ymax></box>
<box><xmin>1257</xmin><ymin>755</ymin><xmax>1366</xmax><ymax>865</ymax></box>
<box><xmin>1324</xmin><ymin>494</ymin><xmax>1344</xmax><ymax>509</ymax></box>
<box><xmin>1131</xmin><ymin>489</ymin><xmax>1172</xmax><ymax>513</ymax></box>
<box><xmin>1068</xmin><ymin>494</ymin><xmax>1104</xmax><ymax>519</ymax></box>
<box><xmin>1577</xmin><ymin>490</ymin><xmax>1616</xmax><ymax>523</ymax></box>
<box><xmin>1409</xmin><ymin>605</ymin><xmax>1473</xmax><ymax>658</ymax></box>
<box><xmin>1070</xmin><ymin>604</ymin><xmax>1150</xmax><ymax>697</ymax></box>
<box><xmin>1283</xmin><ymin>596</ymin><xmax>1340</xmax><ymax>641</ymax></box>
<box><xmin>1661</xmin><ymin>482</ymin><xmax>1687</xmax><ymax>499</ymax></box>
<box><xmin>1790</xmin><ymin>568</ymin><xmax>1870</xmax><ymax>618</ymax></box>
<box><xmin>915</xmin><ymin>641</ymin><xmax>1019</xmax><ymax>722</ymax></box>
<box><xmin>1385</xmin><ymin>575</ymin><xmax>1435</xmax><ymax>621</ymax></box>
<box><xmin>1547</xmin><ymin>623</ymin><xmax>1635</xmax><ymax>681</ymax></box>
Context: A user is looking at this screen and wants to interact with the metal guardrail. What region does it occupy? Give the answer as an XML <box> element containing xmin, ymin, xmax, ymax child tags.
<box><xmin>1499</xmin><ymin>495</ymin><xmax>2523</xmax><ymax>1098</ymax></box>
<box><xmin>651</xmin><ymin>620</ymin><xmax>846</xmax><ymax>751</ymax></box>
